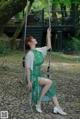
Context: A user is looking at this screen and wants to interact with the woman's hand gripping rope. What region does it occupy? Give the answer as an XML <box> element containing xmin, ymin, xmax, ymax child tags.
<box><xmin>27</xmin><ymin>81</ymin><xmax>32</xmax><ymax>91</ymax></box>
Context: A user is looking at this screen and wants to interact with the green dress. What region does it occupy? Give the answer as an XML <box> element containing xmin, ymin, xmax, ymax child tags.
<box><xmin>30</xmin><ymin>49</ymin><xmax>56</xmax><ymax>104</ymax></box>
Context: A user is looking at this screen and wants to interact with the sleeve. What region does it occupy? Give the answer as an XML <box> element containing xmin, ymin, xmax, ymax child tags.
<box><xmin>36</xmin><ymin>46</ymin><xmax>47</xmax><ymax>57</ymax></box>
<box><xmin>25</xmin><ymin>51</ymin><xmax>34</xmax><ymax>71</ymax></box>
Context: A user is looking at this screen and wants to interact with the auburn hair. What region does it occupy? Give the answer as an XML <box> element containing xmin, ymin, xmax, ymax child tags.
<box><xmin>25</xmin><ymin>36</ymin><xmax>34</xmax><ymax>51</ymax></box>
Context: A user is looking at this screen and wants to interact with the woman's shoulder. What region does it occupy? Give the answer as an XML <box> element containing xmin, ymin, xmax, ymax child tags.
<box><xmin>26</xmin><ymin>50</ymin><xmax>34</xmax><ymax>58</ymax></box>
<box><xmin>36</xmin><ymin>46</ymin><xmax>47</xmax><ymax>51</ymax></box>
<box><xmin>36</xmin><ymin>47</ymin><xmax>47</xmax><ymax>57</ymax></box>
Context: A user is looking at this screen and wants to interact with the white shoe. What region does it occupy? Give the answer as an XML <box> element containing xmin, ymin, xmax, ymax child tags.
<box><xmin>35</xmin><ymin>104</ymin><xmax>42</xmax><ymax>113</ymax></box>
<box><xmin>53</xmin><ymin>106</ymin><xmax>67</xmax><ymax>116</ymax></box>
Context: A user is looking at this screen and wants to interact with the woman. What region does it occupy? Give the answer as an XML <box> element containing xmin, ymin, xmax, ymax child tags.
<box><xmin>25</xmin><ymin>28</ymin><xmax>67</xmax><ymax>115</ymax></box>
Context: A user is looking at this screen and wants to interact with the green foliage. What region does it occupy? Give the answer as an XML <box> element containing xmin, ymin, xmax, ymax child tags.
<box><xmin>0</xmin><ymin>40</ymin><xmax>10</xmax><ymax>55</ymax></box>
<box><xmin>66</xmin><ymin>37</ymin><xmax>80</xmax><ymax>52</ymax></box>
<box><xmin>71</xmin><ymin>37</ymin><xmax>80</xmax><ymax>51</ymax></box>
<box><xmin>32</xmin><ymin>0</ymin><xmax>50</xmax><ymax>10</ymax></box>
<box><xmin>31</xmin><ymin>0</ymin><xmax>80</xmax><ymax>13</ymax></box>
<box><xmin>15</xmin><ymin>12</ymin><xmax>24</xmax><ymax>21</ymax></box>
<box><xmin>32</xmin><ymin>0</ymin><xmax>43</xmax><ymax>10</ymax></box>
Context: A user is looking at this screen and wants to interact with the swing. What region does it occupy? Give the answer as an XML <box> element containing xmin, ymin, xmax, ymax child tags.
<box><xmin>22</xmin><ymin>0</ymin><xmax>51</xmax><ymax>77</ymax></box>
<box><xmin>22</xmin><ymin>0</ymin><xmax>56</xmax><ymax>105</ymax></box>
<box><xmin>23</xmin><ymin>0</ymin><xmax>51</xmax><ymax>76</ymax></box>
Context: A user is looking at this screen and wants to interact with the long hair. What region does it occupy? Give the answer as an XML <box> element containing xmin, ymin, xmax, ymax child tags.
<box><xmin>23</xmin><ymin>36</ymin><xmax>34</xmax><ymax>67</ymax></box>
<box><xmin>25</xmin><ymin>36</ymin><xmax>34</xmax><ymax>51</ymax></box>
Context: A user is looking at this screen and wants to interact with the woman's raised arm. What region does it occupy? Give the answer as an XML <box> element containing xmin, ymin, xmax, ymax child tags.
<box><xmin>46</xmin><ymin>28</ymin><xmax>52</xmax><ymax>50</ymax></box>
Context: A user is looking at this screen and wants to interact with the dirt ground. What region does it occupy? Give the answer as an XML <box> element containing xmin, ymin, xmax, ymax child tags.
<box><xmin>0</xmin><ymin>53</ymin><xmax>80</xmax><ymax>119</ymax></box>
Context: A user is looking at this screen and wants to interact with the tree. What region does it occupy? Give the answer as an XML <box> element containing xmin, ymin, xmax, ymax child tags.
<box><xmin>10</xmin><ymin>0</ymin><xmax>34</xmax><ymax>49</ymax></box>
<box><xmin>0</xmin><ymin>0</ymin><xmax>34</xmax><ymax>33</ymax></box>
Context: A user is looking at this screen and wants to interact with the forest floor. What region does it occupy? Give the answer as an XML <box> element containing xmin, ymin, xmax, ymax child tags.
<box><xmin>0</xmin><ymin>51</ymin><xmax>80</xmax><ymax>119</ymax></box>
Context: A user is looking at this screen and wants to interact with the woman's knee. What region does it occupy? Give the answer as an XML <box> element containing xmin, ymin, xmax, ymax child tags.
<box><xmin>39</xmin><ymin>77</ymin><xmax>52</xmax><ymax>86</ymax></box>
<box><xmin>45</xmin><ymin>79</ymin><xmax>52</xmax><ymax>86</ymax></box>
<box><xmin>48</xmin><ymin>79</ymin><xmax>52</xmax><ymax>86</ymax></box>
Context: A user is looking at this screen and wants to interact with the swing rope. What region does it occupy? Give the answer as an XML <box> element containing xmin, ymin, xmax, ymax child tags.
<box><xmin>23</xmin><ymin>0</ymin><xmax>35</xmax><ymax>117</ymax></box>
<box><xmin>23</xmin><ymin>0</ymin><xmax>28</xmax><ymax>56</ymax></box>
<box><xmin>23</xmin><ymin>0</ymin><xmax>33</xmax><ymax>78</ymax></box>
<box><xmin>48</xmin><ymin>0</ymin><xmax>51</xmax><ymax>29</ymax></box>
<box><xmin>47</xmin><ymin>0</ymin><xmax>52</xmax><ymax>78</ymax></box>
<box><xmin>23</xmin><ymin>0</ymin><xmax>52</xmax><ymax>111</ymax></box>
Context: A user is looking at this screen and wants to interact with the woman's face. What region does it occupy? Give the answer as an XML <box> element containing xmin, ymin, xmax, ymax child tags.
<box><xmin>28</xmin><ymin>38</ymin><xmax>37</xmax><ymax>48</ymax></box>
<box><xmin>31</xmin><ymin>38</ymin><xmax>37</xmax><ymax>45</ymax></box>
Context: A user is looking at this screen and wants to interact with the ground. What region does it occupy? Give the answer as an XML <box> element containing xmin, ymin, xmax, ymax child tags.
<box><xmin>0</xmin><ymin>51</ymin><xmax>80</xmax><ymax>119</ymax></box>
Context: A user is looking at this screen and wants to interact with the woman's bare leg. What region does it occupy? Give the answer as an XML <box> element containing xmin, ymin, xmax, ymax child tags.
<box><xmin>38</xmin><ymin>78</ymin><xmax>60</xmax><ymax>107</ymax></box>
<box><xmin>37</xmin><ymin>77</ymin><xmax>52</xmax><ymax>105</ymax></box>
<box><xmin>52</xmin><ymin>96</ymin><xmax>67</xmax><ymax>115</ymax></box>
<box><xmin>36</xmin><ymin>78</ymin><xmax>67</xmax><ymax>115</ymax></box>
<box><xmin>52</xmin><ymin>96</ymin><xmax>60</xmax><ymax>107</ymax></box>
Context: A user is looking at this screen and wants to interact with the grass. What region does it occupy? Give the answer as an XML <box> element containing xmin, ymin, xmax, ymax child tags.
<box><xmin>0</xmin><ymin>51</ymin><xmax>80</xmax><ymax>67</ymax></box>
<box><xmin>0</xmin><ymin>50</ymin><xmax>80</xmax><ymax>75</ymax></box>
<box><xmin>47</xmin><ymin>52</ymin><xmax>80</xmax><ymax>63</ymax></box>
<box><xmin>0</xmin><ymin>50</ymin><xmax>80</xmax><ymax>118</ymax></box>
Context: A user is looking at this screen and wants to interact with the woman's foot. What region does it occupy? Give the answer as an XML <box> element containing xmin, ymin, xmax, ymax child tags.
<box><xmin>53</xmin><ymin>106</ymin><xmax>67</xmax><ymax>116</ymax></box>
<box><xmin>35</xmin><ymin>104</ymin><xmax>42</xmax><ymax>113</ymax></box>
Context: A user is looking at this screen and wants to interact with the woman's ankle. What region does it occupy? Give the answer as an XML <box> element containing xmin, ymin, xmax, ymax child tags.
<box><xmin>37</xmin><ymin>101</ymin><xmax>41</xmax><ymax>106</ymax></box>
<box><xmin>55</xmin><ymin>104</ymin><xmax>60</xmax><ymax>107</ymax></box>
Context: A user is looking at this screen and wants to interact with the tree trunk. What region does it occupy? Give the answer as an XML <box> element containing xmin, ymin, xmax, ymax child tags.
<box><xmin>0</xmin><ymin>0</ymin><xmax>34</xmax><ymax>33</ymax></box>
<box><xmin>70</xmin><ymin>3</ymin><xmax>79</xmax><ymax>24</ymax></box>
<box><xmin>60</xmin><ymin>3</ymin><xmax>67</xmax><ymax>24</ymax></box>
<box><xmin>70</xmin><ymin>2</ymin><xmax>79</xmax><ymax>37</ymax></box>
<box><xmin>10</xmin><ymin>1</ymin><xmax>33</xmax><ymax>49</ymax></box>
<box><xmin>52</xmin><ymin>3</ymin><xmax>57</xmax><ymax>23</ymax></box>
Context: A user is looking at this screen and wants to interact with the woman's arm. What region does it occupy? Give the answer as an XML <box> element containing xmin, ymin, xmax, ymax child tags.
<box><xmin>46</xmin><ymin>28</ymin><xmax>52</xmax><ymax>50</ymax></box>
<box><xmin>26</xmin><ymin>67</ymin><xmax>32</xmax><ymax>90</ymax></box>
<box><xmin>25</xmin><ymin>51</ymin><xmax>34</xmax><ymax>90</ymax></box>
<box><xmin>26</xmin><ymin>67</ymin><xmax>31</xmax><ymax>83</ymax></box>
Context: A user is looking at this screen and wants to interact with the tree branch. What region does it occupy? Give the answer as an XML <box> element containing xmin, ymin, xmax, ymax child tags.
<box><xmin>0</xmin><ymin>0</ymin><xmax>34</xmax><ymax>26</ymax></box>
